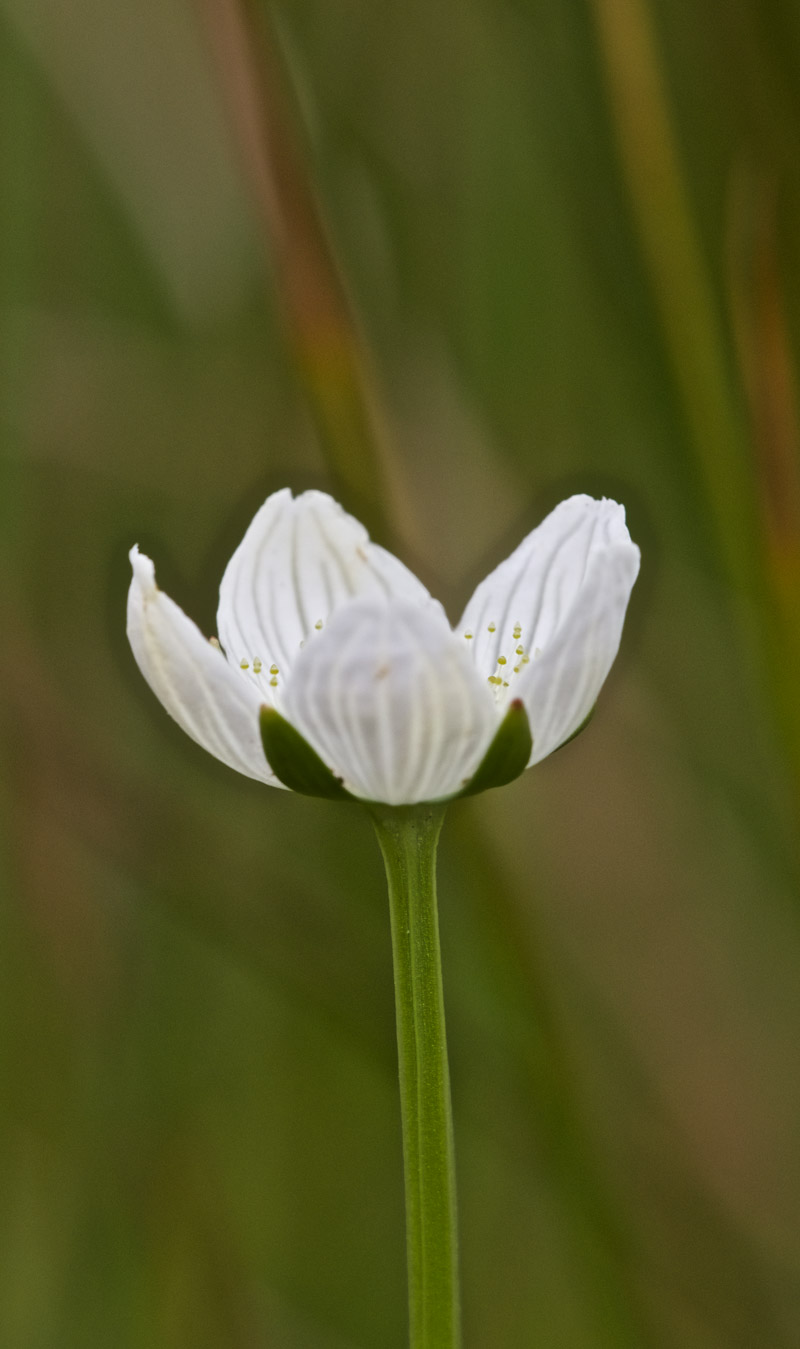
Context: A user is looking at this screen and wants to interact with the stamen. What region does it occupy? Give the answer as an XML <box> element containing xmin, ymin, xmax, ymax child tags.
<box><xmin>314</xmin><ymin>619</ymin><xmax>323</xmax><ymax>630</ymax></box>
<box><xmin>464</xmin><ymin>631</ymin><xmax>473</xmax><ymax>640</ymax></box>
<box><xmin>516</xmin><ymin>645</ymin><xmax>524</xmax><ymax>656</ymax></box>
<box><xmin>252</xmin><ymin>657</ymin><xmax>262</xmax><ymax>674</ymax></box>
<box><xmin>497</xmin><ymin>655</ymin><xmax>507</xmax><ymax>666</ymax></box>
<box><xmin>487</xmin><ymin>622</ymin><xmax>496</xmax><ymax>633</ymax></box>
<box><xmin>269</xmin><ymin>675</ymin><xmax>278</xmax><ymax>687</ymax></box>
<box><xmin>513</xmin><ymin>624</ymin><xmax>522</xmax><ymax>640</ymax></box>
<box><xmin>240</xmin><ymin>658</ymin><xmax>250</xmax><ymax>670</ymax></box>
<box><xmin>487</xmin><ymin>675</ymin><xmax>503</xmax><ymax>686</ymax></box>
<box><xmin>269</xmin><ymin>663</ymin><xmax>279</xmax><ymax>675</ymax></box>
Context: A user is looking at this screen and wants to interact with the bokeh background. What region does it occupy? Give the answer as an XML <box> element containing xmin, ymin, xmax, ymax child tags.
<box><xmin>2</xmin><ymin>0</ymin><xmax>800</xmax><ymax>1344</ymax></box>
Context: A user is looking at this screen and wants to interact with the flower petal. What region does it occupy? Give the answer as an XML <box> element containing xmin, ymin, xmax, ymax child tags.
<box><xmin>457</xmin><ymin>495</ymin><xmax>634</xmax><ymax>679</ymax></box>
<box><xmin>517</xmin><ymin>529</ymin><xmax>640</xmax><ymax>763</ymax></box>
<box><xmin>282</xmin><ymin>597</ymin><xmax>498</xmax><ymax>804</ymax></box>
<box><xmin>127</xmin><ymin>547</ymin><xmax>282</xmax><ymax>786</ymax></box>
<box><xmin>217</xmin><ymin>489</ymin><xmax>436</xmax><ymax>691</ymax></box>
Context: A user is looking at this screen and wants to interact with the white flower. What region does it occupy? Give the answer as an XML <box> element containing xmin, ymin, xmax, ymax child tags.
<box><xmin>127</xmin><ymin>489</ymin><xmax>640</xmax><ymax>805</ymax></box>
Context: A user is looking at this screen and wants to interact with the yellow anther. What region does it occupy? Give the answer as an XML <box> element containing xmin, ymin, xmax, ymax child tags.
<box><xmin>513</xmin><ymin>666</ymin><xmax>520</xmax><ymax>674</ymax></box>
<box><xmin>487</xmin><ymin>675</ymin><xmax>502</xmax><ymax>686</ymax></box>
<box><xmin>497</xmin><ymin>655</ymin><xmax>507</xmax><ymax>666</ymax></box>
<box><xmin>269</xmin><ymin>676</ymin><xmax>278</xmax><ymax>687</ymax></box>
<box><xmin>314</xmin><ymin>619</ymin><xmax>323</xmax><ymax>630</ymax></box>
<box><xmin>516</xmin><ymin>645</ymin><xmax>524</xmax><ymax>655</ymax></box>
<box><xmin>269</xmin><ymin>663</ymin><xmax>279</xmax><ymax>675</ymax></box>
<box><xmin>488</xmin><ymin>622</ymin><xmax>496</xmax><ymax>633</ymax></box>
<box><xmin>513</xmin><ymin>624</ymin><xmax>522</xmax><ymax>639</ymax></box>
<box><xmin>522</xmin><ymin>654</ymin><xmax>531</xmax><ymax>665</ymax></box>
<box><xmin>464</xmin><ymin>631</ymin><xmax>473</xmax><ymax>640</ymax></box>
<box><xmin>240</xmin><ymin>658</ymin><xmax>250</xmax><ymax>670</ymax></box>
<box><xmin>503</xmin><ymin>681</ymin><xmax>509</xmax><ymax>687</ymax></box>
<box><xmin>252</xmin><ymin>657</ymin><xmax>262</xmax><ymax>674</ymax></box>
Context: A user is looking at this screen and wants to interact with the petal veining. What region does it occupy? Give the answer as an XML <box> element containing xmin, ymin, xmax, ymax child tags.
<box><xmin>217</xmin><ymin>489</ymin><xmax>436</xmax><ymax>695</ymax></box>
<box><xmin>516</xmin><ymin>530</ymin><xmax>640</xmax><ymax>763</ymax></box>
<box><xmin>457</xmin><ymin>495</ymin><xmax>632</xmax><ymax>685</ymax></box>
<box><xmin>282</xmin><ymin>597</ymin><xmax>498</xmax><ymax>804</ymax></box>
<box><xmin>127</xmin><ymin>547</ymin><xmax>282</xmax><ymax>786</ymax></box>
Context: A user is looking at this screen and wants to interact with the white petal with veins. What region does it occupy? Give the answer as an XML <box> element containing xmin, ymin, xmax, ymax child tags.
<box><xmin>458</xmin><ymin>495</ymin><xmax>631</xmax><ymax>681</ymax></box>
<box><xmin>217</xmin><ymin>489</ymin><xmax>437</xmax><ymax>691</ymax></box>
<box><xmin>282</xmin><ymin>597</ymin><xmax>498</xmax><ymax>804</ymax></box>
<box><xmin>516</xmin><ymin>527</ymin><xmax>640</xmax><ymax>762</ymax></box>
<box><xmin>127</xmin><ymin>546</ymin><xmax>282</xmax><ymax>786</ymax></box>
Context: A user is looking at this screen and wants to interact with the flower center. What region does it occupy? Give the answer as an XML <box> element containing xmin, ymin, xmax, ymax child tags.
<box><xmin>221</xmin><ymin>617</ymin><xmax>328</xmax><ymax>696</ymax></box>
<box><xmin>464</xmin><ymin>619</ymin><xmax>537</xmax><ymax>704</ymax></box>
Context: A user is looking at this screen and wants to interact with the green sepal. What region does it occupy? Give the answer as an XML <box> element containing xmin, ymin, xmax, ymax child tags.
<box><xmin>259</xmin><ymin>706</ymin><xmax>356</xmax><ymax>801</ymax></box>
<box><xmin>456</xmin><ymin>698</ymin><xmax>532</xmax><ymax>799</ymax></box>
<box><xmin>554</xmin><ymin>705</ymin><xmax>595</xmax><ymax>753</ymax></box>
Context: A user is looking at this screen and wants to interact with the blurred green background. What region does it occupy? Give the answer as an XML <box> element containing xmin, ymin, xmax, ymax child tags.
<box><xmin>2</xmin><ymin>0</ymin><xmax>800</xmax><ymax>1344</ymax></box>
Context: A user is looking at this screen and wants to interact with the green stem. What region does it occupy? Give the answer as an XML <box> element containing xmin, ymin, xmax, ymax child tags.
<box><xmin>369</xmin><ymin>802</ymin><xmax>461</xmax><ymax>1349</ymax></box>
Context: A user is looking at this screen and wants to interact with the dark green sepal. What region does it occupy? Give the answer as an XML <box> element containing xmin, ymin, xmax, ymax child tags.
<box><xmin>554</xmin><ymin>705</ymin><xmax>595</xmax><ymax>753</ymax></box>
<box><xmin>456</xmin><ymin>698</ymin><xmax>533</xmax><ymax>799</ymax></box>
<box><xmin>259</xmin><ymin>706</ymin><xmax>356</xmax><ymax>801</ymax></box>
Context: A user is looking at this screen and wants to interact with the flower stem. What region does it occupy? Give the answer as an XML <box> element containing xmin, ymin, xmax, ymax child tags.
<box><xmin>369</xmin><ymin>802</ymin><xmax>461</xmax><ymax>1349</ymax></box>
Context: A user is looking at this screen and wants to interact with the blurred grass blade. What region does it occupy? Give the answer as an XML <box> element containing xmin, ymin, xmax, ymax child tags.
<box><xmin>195</xmin><ymin>0</ymin><xmax>394</xmax><ymax>541</ymax></box>
<box><xmin>0</xmin><ymin>0</ymin><xmax>255</xmax><ymax>321</ymax></box>
<box><xmin>0</xmin><ymin>15</ymin><xmax>38</xmax><ymax>564</ymax></box>
<box><xmin>589</xmin><ymin>0</ymin><xmax>800</xmax><ymax>846</ymax></box>
<box><xmin>589</xmin><ymin>0</ymin><xmax>758</xmax><ymax>599</ymax></box>
<box><xmin>727</xmin><ymin>166</ymin><xmax>800</xmax><ymax>810</ymax></box>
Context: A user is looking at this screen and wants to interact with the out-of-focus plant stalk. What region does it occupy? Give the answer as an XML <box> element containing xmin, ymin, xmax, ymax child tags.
<box><xmin>589</xmin><ymin>0</ymin><xmax>759</xmax><ymax>599</ymax></box>
<box><xmin>727</xmin><ymin>169</ymin><xmax>800</xmax><ymax>813</ymax></box>
<box><xmin>590</xmin><ymin>0</ymin><xmax>800</xmax><ymax>840</ymax></box>
<box><xmin>194</xmin><ymin>0</ymin><xmax>394</xmax><ymax>543</ymax></box>
<box><xmin>0</xmin><ymin>23</ymin><xmax>38</xmax><ymax>566</ymax></box>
